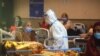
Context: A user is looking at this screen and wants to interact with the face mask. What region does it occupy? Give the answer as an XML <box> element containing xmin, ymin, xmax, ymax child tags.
<box><xmin>62</xmin><ymin>17</ymin><xmax>68</xmax><ymax>22</ymax></box>
<box><xmin>25</xmin><ymin>27</ymin><xmax>32</xmax><ymax>33</ymax></box>
<box><xmin>94</xmin><ymin>33</ymin><xmax>100</xmax><ymax>39</ymax></box>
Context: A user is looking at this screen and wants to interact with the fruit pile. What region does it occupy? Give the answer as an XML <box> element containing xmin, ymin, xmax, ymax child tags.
<box><xmin>39</xmin><ymin>50</ymin><xmax>79</xmax><ymax>56</ymax></box>
<box><xmin>4</xmin><ymin>41</ymin><xmax>43</xmax><ymax>50</ymax></box>
<box><xmin>4</xmin><ymin>41</ymin><xmax>79</xmax><ymax>56</ymax></box>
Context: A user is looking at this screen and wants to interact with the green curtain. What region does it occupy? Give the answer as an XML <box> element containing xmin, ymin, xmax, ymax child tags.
<box><xmin>0</xmin><ymin>0</ymin><xmax>14</xmax><ymax>29</ymax></box>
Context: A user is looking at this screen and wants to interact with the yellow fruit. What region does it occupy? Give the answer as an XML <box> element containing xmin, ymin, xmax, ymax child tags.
<box><xmin>5</xmin><ymin>41</ymin><xmax>12</xmax><ymax>48</ymax></box>
<box><xmin>12</xmin><ymin>42</ymin><xmax>18</xmax><ymax>47</ymax></box>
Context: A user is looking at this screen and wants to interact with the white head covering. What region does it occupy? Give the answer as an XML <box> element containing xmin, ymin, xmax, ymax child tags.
<box><xmin>45</xmin><ymin>9</ymin><xmax>57</xmax><ymax>25</ymax></box>
<box><xmin>45</xmin><ymin>9</ymin><xmax>69</xmax><ymax>50</ymax></box>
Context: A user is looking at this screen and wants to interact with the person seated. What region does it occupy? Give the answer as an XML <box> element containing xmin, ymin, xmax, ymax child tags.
<box><xmin>59</xmin><ymin>13</ymin><xmax>81</xmax><ymax>36</ymax></box>
<box><xmin>65</xmin><ymin>21</ymin><xmax>82</xmax><ymax>36</ymax></box>
<box><xmin>10</xmin><ymin>24</ymin><xmax>16</xmax><ymax>34</ymax></box>
<box><xmin>16</xmin><ymin>21</ymin><xmax>36</xmax><ymax>41</ymax></box>
<box><xmin>85</xmin><ymin>21</ymin><xmax>100</xmax><ymax>56</ymax></box>
<box><xmin>24</xmin><ymin>22</ymin><xmax>36</xmax><ymax>41</ymax></box>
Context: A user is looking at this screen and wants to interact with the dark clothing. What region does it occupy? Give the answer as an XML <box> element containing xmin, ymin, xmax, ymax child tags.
<box><xmin>85</xmin><ymin>22</ymin><xmax>100</xmax><ymax>56</ymax></box>
<box><xmin>0</xmin><ymin>43</ymin><xmax>7</xmax><ymax>56</ymax></box>
<box><xmin>16</xmin><ymin>30</ymin><xmax>36</xmax><ymax>41</ymax></box>
<box><xmin>85</xmin><ymin>37</ymin><xmax>100</xmax><ymax>56</ymax></box>
<box><xmin>67</xmin><ymin>28</ymin><xmax>81</xmax><ymax>36</ymax></box>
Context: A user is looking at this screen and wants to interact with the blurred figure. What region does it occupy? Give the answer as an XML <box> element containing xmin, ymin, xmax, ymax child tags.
<box><xmin>10</xmin><ymin>25</ymin><xmax>16</xmax><ymax>32</ymax></box>
<box><xmin>15</xmin><ymin>16</ymin><xmax>23</xmax><ymax>27</ymax></box>
<box><xmin>10</xmin><ymin>24</ymin><xmax>17</xmax><ymax>37</ymax></box>
<box><xmin>64</xmin><ymin>20</ymin><xmax>81</xmax><ymax>36</ymax></box>
<box><xmin>45</xmin><ymin>9</ymin><xmax>69</xmax><ymax>50</ymax></box>
<box><xmin>85</xmin><ymin>22</ymin><xmax>100</xmax><ymax>56</ymax></box>
<box><xmin>23</xmin><ymin>22</ymin><xmax>35</xmax><ymax>41</ymax></box>
<box><xmin>59</xmin><ymin>13</ymin><xmax>69</xmax><ymax>25</ymax></box>
<box><xmin>87</xmin><ymin>25</ymin><xmax>93</xmax><ymax>36</ymax></box>
<box><xmin>24</xmin><ymin>22</ymin><xmax>33</xmax><ymax>33</ymax></box>
<box><xmin>21</xmin><ymin>21</ymin><xmax>36</xmax><ymax>41</ymax></box>
<box><xmin>39</xmin><ymin>16</ymin><xmax>50</xmax><ymax>29</ymax></box>
<box><xmin>59</xmin><ymin>13</ymin><xmax>81</xmax><ymax>36</ymax></box>
<box><xmin>80</xmin><ymin>25</ymin><xmax>93</xmax><ymax>39</ymax></box>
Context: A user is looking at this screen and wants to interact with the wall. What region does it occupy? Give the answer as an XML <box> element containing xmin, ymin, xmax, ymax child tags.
<box><xmin>13</xmin><ymin>0</ymin><xmax>100</xmax><ymax>28</ymax></box>
<box><xmin>44</xmin><ymin>0</ymin><xmax>100</xmax><ymax>19</ymax></box>
<box><xmin>14</xmin><ymin>0</ymin><xmax>29</xmax><ymax>18</ymax></box>
<box><xmin>14</xmin><ymin>0</ymin><xmax>100</xmax><ymax>19</ymax></box>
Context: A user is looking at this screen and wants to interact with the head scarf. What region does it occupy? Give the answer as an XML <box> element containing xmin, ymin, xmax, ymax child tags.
<box><xmin>61</xmin><ymin>13</ymin><xmax>68</xmax><ymax>25</ymax></box>
<box><xmin>92</xmin><ymin>21</ymin><xmax>100</xmax><ymax>46</ymax></box>
<box><xmin>93</xmin><ymin>21</ymin><xmax>100</xmax><ymax>33</ymax></box>
<box><xmin>45</xmin><ymin>9</ymin><xmax>57</xmax><ymax>25</ymax></box>
<box><xmin>85</xmin><ymin>21</ymin><xmax>100</xmax><ymax>56</ymax></box>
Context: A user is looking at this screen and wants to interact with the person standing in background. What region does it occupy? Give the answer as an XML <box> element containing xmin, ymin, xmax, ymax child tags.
<box><xmin>59</xmin><ymin>13</ymin><xmax>69</xmax><ymax>25</ymax></box>
<box><xmin>39</xmin><ymin>16</ymin><xmax>50</xmax><ymax>29</ymax></box>
<box><xmin>45</xmin><ymin>9</ymin><xmax>69</xmax><ymax>51</ymax></box>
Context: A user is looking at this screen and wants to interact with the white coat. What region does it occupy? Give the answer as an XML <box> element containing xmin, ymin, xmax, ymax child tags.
<box><xmin>45</xmin><ymin>9</ymin><xmax>69</xmax><ymax>50</ymax></box>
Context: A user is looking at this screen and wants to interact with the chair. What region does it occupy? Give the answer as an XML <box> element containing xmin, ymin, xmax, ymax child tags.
<box><xmin>74</xmin><ymin>38</ymin><xmax>87</xmax><ymax>52</ymax></box>
<box><xmin>33</xmin><ymin>28</ymin><xmax>49</xmax><ymax>44</ymax></box>
<box><xmin>74</xmin><ymin>23</ymin><xmax>86</xmax><ymax>33</ymax></box>
<box><xmin>68</xmin><ymin>36</ymin><xmax>80</xmax><ymax>48</ymax></box>
<box><xmin>43</xmin><ymin>29</ymin><xmax>64</xmax><ymax>51</ymax></box>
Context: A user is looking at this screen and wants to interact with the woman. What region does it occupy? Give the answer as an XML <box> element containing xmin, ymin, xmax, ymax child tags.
<box><xmin>22</xmin><ymin>22</ymin><xmax>36</xmax><ymax>41</ymax></box>
<box><xmin>85</xmin><ymin>22</ymin><xmax>100</xmax><ymax>56</ymax></box>
<box><xmin>59</xmin><ymin>13</ymin><xmax>81</xmax><ymax>36</ymax></box>
<box><xmin>60</xmin><ymin>13</ymin><xmax>68</xmax><ymax>25</ymax></box>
